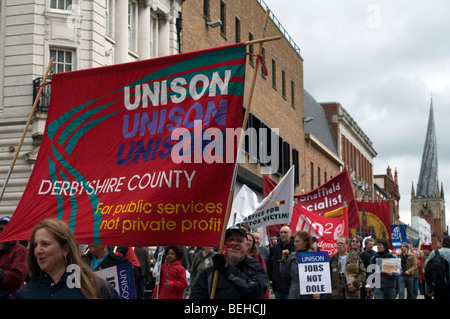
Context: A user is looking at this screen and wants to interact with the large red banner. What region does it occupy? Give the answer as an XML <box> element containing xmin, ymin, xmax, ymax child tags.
<box><xmin>290</xmin><ymin>205</ymin><xmax>348</xmax><ymax>257</ymax></box>
<box><xmin>0</xmin><ymin>43</ymin><xmax>247</xmax><ymax>247</ymax></box>
<box><xmin>265</xmin><ymin>168</ymin><xmax>359</xmax><ymax>238</ymax></box>
<box><xmin>351</xmin><ymin>201</ymin><xmax>391</xmax><ymax>243</ymax></box>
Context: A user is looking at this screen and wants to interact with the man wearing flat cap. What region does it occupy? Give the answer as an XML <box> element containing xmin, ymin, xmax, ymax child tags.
<box><xmin>190</xmin><ymin>226</ymin><xmax>269</xmax><ymax>299</ymax></box>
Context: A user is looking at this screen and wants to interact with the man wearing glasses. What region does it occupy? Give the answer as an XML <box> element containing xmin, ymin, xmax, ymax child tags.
<box><xmin>327</xmin><ymin>236</ymin><xmax>366</xmax><ymax>299</ymax></box>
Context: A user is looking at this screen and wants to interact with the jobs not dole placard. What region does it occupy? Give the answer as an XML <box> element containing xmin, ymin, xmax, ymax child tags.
<box><xmin>297</xmin><ymin>251</ymin><xmax>332</xmax><ymax>295</ymax></box>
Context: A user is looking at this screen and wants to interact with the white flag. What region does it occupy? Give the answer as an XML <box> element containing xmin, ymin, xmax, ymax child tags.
<box><xmin>241</xmin><ymin>166</ymin><xmax>295</xmax><ymax>228</ymax></box>
<box><xmin>227</xmin><ymin>184</ymin><xmax>259</xmax><ymax>228</ymax></box>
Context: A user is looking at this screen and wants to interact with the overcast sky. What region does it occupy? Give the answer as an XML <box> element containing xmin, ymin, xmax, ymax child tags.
<box><xmin>263</xmin><ymin>0</ymin><xmax>450</xmax><ymax>228</ymax></box>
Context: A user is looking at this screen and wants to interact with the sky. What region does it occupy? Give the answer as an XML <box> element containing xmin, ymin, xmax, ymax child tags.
<box><xmin>263</xmin><ymin>0</ymin><xmax>450</xmax><ymax>228</ymax></box>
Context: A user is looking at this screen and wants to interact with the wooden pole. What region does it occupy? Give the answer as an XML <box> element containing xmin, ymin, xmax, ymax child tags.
<box><xmin>0</xmin><ymin>58</ymin><xmax>54</xmax><ymax>202</ymax></box>
<box><xmin>210</xmin><ymin>9</ymin><xmax>276</xmax><ymax>299</ymax></box>
<box><xmin>244</xmin><ymin>35</ymin><xmax>281</xmax><ymax>46</ymax></box>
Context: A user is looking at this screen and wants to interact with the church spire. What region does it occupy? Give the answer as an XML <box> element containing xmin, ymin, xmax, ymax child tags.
<box><xmin>416</xmin><ymin>98</ymin><xmax>439</xmax><ymax>197</ymax></box>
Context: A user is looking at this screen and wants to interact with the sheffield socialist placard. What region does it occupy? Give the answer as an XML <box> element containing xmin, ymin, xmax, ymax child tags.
<box><xmin>0</xmin><ymin>43</ymin><xmax>247</xmax><ymax>246</ymax></box>
<box><xmin>265</xmin><ymin>167</ymin><xmax>358</xmax><ymax>238</ymax></box>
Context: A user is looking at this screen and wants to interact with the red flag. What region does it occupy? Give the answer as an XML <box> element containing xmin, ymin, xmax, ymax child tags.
<box><xmin>352</xmin><ymin>201</ymin><xmax>391</xmax><ymax>243</ymax></box>
<box><xmin>0</xmin><ymin>43</ymin><xmax>247</xmax><ymax>247</ymax></box>
<box><xmin>290</xmin><ymin>204</ymin><xmax>348</xmax><ymax>257</ymax></box>
<box><xmin>265</xmin><ymin>167</ymin><xmax>359</xmax><ymax>239</ymax></box>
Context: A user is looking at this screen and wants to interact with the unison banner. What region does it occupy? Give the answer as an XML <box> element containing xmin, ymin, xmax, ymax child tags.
<box><xmin>0</xmin><ymin>43</ymin><xmax>247</xmax><ymax>246</ymax></box>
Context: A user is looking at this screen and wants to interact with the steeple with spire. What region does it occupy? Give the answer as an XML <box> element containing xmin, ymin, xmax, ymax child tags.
<box><xmin>411</xmin><ymin>97</ymin><xmax>447</xmax><ymax>248</ymax></box>
<box><xmin>416</xmin><ymin>98</ymin><xmax>439</xmax><ymax>197</ymax></box>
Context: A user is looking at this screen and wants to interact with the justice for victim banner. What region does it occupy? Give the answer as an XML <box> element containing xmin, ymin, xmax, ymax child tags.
<box><xmin>229</xmin><ymin>166</ymin><xmax>294</xmax><ymax>229</ymax></box>
<box><xmin>0</xmin><ymin>43</ymin><xmax>247</xmax><ymax>246</ymax></box>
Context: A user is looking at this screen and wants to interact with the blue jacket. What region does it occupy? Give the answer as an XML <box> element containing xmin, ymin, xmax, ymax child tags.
<box><xmin>14</xmin><ymin>272</ymin><xmax>119</xmax><ymax>299</ymax></box>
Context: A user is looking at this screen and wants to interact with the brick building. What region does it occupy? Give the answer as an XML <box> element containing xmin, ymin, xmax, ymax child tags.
<box><xmin>182</xmin><ymin>0</ymin><xmax>306</xmax><ymax>196</ymax></box>
<box><xmin>374</xmin><ymin>166</ymin><xmax>401</xmax><ymax>223</ymax></box>
<box><xmin>321</xmin><ymin>102</ymin><xmax>377</xmax><ymax>199</ymax></box>
<box><xmin>303</xmin><ymin>90</ymin><xmax>343</xmax><ymax>193</ymax></box>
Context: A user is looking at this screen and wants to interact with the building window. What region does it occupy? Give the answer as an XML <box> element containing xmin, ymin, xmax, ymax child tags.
<box><xmin>128</xmin><ymin>2</ymin><xmax>137</xmax><ymax>51</ymax></box>
<box><xmin>248</xmin><ymin>32</ymin><xmax>254</xmax><ymax>66</ymax></box>
<box><xmin>50</xmin><ymin>0</ymin><xmax>72</xmax><ymax>10</ymax></box>
<box><xmin>283</xmin><ymin>141</ymin><xmax>290</xmax><ymax>174</ymax></box>
<box><xmin>220</xmin><ymin>1</ymin><xmax>226</xmax><ymax>36</ymax></box>
<box><xmin>235</xmin><ymin>17</ymin><xmax>240</xmax><ymax>43</ymax></box>
<box><xmin>203</xmin><ymin>0</ymin><xmax>210</xmax><ymax>19</ymax></box>
<box><xmin>292</xmin><ymin>149</ymin><xmax>300</xmax><ymax>187</ymax></box>
<box><xmin>105</xmin><ymin>0</ymin><xmax>114</xmax><ymax>37</ymax></box>
<box><xmin>318</xmin><ymin>167</ymin><xmax>321</xmax><ymax>187</ymax></box>
<box><xmin>261</xmin><ymin>47</ymin><xmax>266</xmax><ymax>79</ymax></box>
<box><xmin>291</xmin><ymin>80</ymin><xmax>295</xmax><ymax>107</ymax></box>
<box><xmin>50</xmin><ymin>49</ymin><xmax>74</xmax><ymax>74</ymax></box>
<box><xmin>310</xmin><ymin>162</ymin><xmax>314</xmax><ymax>190</ymax></box>
<box><xmin>272</xmin><ymin>58</ymin><xmax>276</xmax><ymax>89</ymax></box>
<box><xmin>281</xmin><ymin>69</ymin><xmax>286</xmax><ymax>99</ymax></box>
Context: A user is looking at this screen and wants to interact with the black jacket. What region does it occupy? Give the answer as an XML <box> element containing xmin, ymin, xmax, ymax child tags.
<box><xmin>14</xmin><ymin>272</ymin><xmax>119</xmax><ymax>299</ymax></box>
<box><xmin>369</xmin><ymin>250</ymin><xmax>398</xmax><ymax>288</ymax></box>
<box><xmin>267</xmin><ymin>237</ymin><xmax>295</xmax><ymax>292</ymax></box>
<box><xmin>190</xmin><ymin>255</ymin><xmax>269</xmax><ymax>299</ymax></box>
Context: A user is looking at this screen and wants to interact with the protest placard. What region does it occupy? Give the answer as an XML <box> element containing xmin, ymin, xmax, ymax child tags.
<box><xmin>96</xmin><ymin>262</ymin><xmax>136</xmax><ymax>299</ymax></box>
<box><xmin>297</xmin><ymin>251</ymin><xmax>332</xmax><ymax>295</ymax></box>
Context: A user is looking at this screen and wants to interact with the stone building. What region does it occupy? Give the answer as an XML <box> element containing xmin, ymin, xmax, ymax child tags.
<box><xmin>374</xmin><ymin>166</ymin><xmax>400</xmax><ymax>222</ymax></box>
<box><xmin>182</xmin><ymin>0</ymin><xmax>359</xmax><ymax>196</ymax></box>
<box><xmin>321</xmin><ymin>101</ymin><xmax>377</xmax><ymax>199</ymax></box>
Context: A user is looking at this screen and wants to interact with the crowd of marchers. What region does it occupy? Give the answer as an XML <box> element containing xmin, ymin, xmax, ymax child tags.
<box><xmin>1</xmin><ymin>216</ymin><xmax>449</xmax><ymax>299</ymax></box>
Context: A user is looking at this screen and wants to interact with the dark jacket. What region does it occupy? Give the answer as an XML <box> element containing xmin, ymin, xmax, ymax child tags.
<box><xmin>370</xmin><ymin>250</ymin><xmax>398</xmax><ymax>288</ymax></box>
<box><xmin>267</xmin><ymin>237</ymin><xmax>295</xmax><ymax>293</ymax></box>
<box><xmin>14</xmin><ymin>272</ymin><xmax>119</xmax><ymax>299</ymax></box>
<box><xmin>190</xmin><ymin>255</ymin><xmax>269</xmax><ymax>299</ymax></box>
<box><xmin>280</xmin><ymin>249</ymin><xmax>314</xmax><ymax>299</ymax></box>
<box><xmin>0</xmin><ymin>241</ymin><xmax>28</xmax><ymax>298</ymax></box>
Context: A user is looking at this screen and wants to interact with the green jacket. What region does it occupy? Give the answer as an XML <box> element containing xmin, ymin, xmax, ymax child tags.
<box><xmin>327</xmin><ymin>250</ymin><xmax>366</xmax><ymax>299</ymax></box>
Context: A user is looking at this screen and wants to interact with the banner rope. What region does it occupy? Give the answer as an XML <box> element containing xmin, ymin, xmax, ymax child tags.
<box><xmin>247</xmin><ymin>52</ymin><xmax>269</xmax><ymax>76</ymax></box>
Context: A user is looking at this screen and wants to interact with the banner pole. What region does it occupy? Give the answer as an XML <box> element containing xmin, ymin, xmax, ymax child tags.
<box><xmin>0</xmin><ymin>58</ymin><xmax>54</xmax><ymax>202</ymax></box>
<box><xmin>210</xmin><ymin>9</ymin><xmax>274</xmax><ymax>299</ymax></box>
